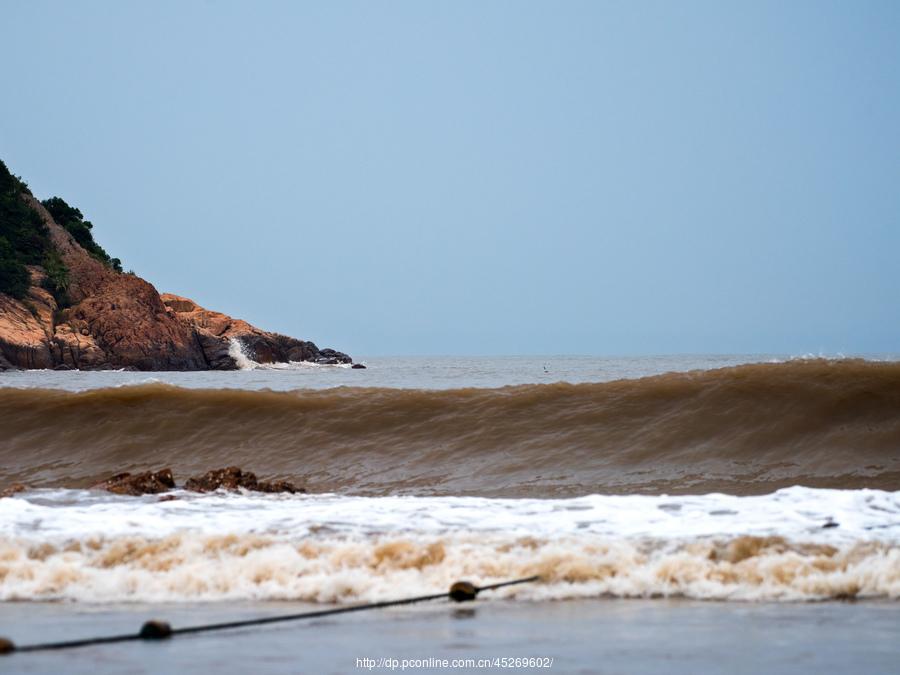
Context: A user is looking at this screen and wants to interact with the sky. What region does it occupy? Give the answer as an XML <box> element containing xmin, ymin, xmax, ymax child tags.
<box><xmin>1</xmin><ymin>1</ymin><xmax>898</xmax><ymax>356</ymax></box>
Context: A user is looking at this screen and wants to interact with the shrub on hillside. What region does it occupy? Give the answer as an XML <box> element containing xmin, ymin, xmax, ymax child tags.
<box><xmin>41</xmin><ymin>196</ymin><xmax>122</xmax><ymax>271</ymax></box>
<box><xmin>0</xmin><ymin>160</ymin><xmax>51</xmax><ymax>298</ymax></box>
<box><xmin>1</xmin><ymin>162</ymin><xmax>50</xmax><ymax>264</ymax></box>
<box><xmin>0</xmin><ymin>236</ymin><xmax>31</xmax><ymax>299</ymax></box>
<box><xmin>42</xmin><ymin>250</ymin><xmax>70</xmax><ymax>307</ymax></box>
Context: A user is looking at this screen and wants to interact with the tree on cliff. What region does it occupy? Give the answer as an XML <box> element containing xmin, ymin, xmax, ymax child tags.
<box><xmin>0</xmin><ymin>237</ymin><xmax>31</xmax><ymax>298</ymax></box>
<box><xmin>41</xmin><ymin>196</ymin><xmax>123</xmax><ymax>272</ymax></box>
<box><xmin>0</xmin><ymin>160</ymin><xmax>51</xmax><ymax>299</ymax></box>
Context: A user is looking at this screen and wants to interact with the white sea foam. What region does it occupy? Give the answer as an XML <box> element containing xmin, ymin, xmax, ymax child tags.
<box><xmin>2</xmin><ymin>487</ymin><xmax>898</xmax><ymax>543</ymax></box>
<box><xmin>0</xmin><ymin>488</ymin><xmax>898</xmax><ymax>603</ymax></box>
<box><xmin>227</xmin><ymin>338</ymin><xmax>257</xmax><ymax>370</ymax></box>
<box><xmin>227</xmin><ymin>338</ymin><xmax>351</xmax><ymax>371</ymax></box>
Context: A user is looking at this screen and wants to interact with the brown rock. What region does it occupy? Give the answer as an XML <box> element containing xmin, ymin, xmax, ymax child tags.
<box><xmin>184</xmin><ymin>466</ymin><xmax>304</xmax><ymax>494</ymax></box>
<box><xmin>68</xmin><ymin>279</ymin><xmax>208</xmax><ymax>370</ymax></box>
<box><xmin>0</xmin><ymin>273</ymin><xmax>56</xmax><ymax>369</ymax></box>
<box><xmin>0</xmin><ymin>483</ymin><xmax>27</xmax><ymax>498</ymax></box>
<box><xmin>256</xmin><ymin>478</ymin><xmax>304</xmax><ymax>494</ymax></box>
<box><xmin>184</xmin><ymin>466</ymin><xmax>253</xmax><ymax>492</ymax></box>
<box><xmin>94</xmin><ymin>468</ymin><xmax>176</xmax><ymax>496</ymax></box>
<box><xmin>52</xmin><ymin>322</ymin><xmax>107</xmax><ymax>369</ymax></box>
<box><xmin>161</xmin><ymin>293</ymin><xmax>351</xmax><ymax>367</ymax></box>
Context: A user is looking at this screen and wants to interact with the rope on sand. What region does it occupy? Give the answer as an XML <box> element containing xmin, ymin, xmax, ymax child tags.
<box><xmin>0</xmin><ymin>576</ymin><xmax>540</xmax><ymax>655</ymax></box>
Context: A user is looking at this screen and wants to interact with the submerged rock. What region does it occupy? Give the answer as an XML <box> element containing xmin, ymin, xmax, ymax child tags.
<box><xmin>184</xmin><ymin>466</ymin><xmax>304</xmax><ymax>494</ymax></box>
<box><xmin>0</xmin><ymin>483</ymin><xmax>27</xmax><ymax>498</ymax></box>
<box><xmin>83</xmin><ymin>467</ymin><xmax>304</xmax><ymax>496</ymax></box>
<box><xmin>255</xmin><ymin>478</ymin><xmax>304</xmax><ymax>494</ymax></box>
<box><xmin>94</xmin><ymin>468</ymin><xmax>176</xmax><ymax>496</ymax></box>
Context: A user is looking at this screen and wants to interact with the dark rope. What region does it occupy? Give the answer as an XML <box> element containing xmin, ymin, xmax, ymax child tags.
<box><xmin>476</xmin><ymin>577</ymin><xmax>540</xmax><ymax>593</ymax></box>
<box><xmin>1</xmin><ymin>575</ymin><xmax>540</xmax><ymax>655</ymax></box>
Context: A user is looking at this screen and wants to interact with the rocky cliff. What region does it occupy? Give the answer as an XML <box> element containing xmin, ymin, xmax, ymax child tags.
<box><xmin>0</xmin><ymin>194</ymin><xmax>351</xmax><ymax>371</ymax></box>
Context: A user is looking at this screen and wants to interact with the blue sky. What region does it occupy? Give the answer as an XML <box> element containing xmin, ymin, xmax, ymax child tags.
<box><xmin>2</xmin><ymin>1</ymin><xmax>898</xmax><ymax>355</ymax></box>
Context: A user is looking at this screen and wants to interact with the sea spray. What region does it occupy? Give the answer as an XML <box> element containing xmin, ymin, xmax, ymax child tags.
<box><xmin>228</xmin><ymin>338</ymin><xmax>257</xmax><ymax>370</ymax></box>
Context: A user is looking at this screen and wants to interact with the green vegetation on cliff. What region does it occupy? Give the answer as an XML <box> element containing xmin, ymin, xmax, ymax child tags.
<box><xmin>41</xmin><ymin>196</ymin><xmax>122</xmax><ymax>272</ymax></box>
<box><xmin>0</xmin><ymin>160</ymin><xmax>50</xmax><ymax>299</ymax></box>
<box><xmin>42</xmin><ymin>250</ymin><xmax>70</xmax><ymax>306</ymax></box>
<box><xmin>0</xmin><ymin>159</ymin><xmax>122</xmax><ymax>301</ymax></box>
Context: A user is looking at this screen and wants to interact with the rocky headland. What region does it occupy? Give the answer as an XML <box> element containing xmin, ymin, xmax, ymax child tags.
<box><xmin>0</xmin><ymin>161</ymin><xmax>352</xmax><ymax>371</ymax></box>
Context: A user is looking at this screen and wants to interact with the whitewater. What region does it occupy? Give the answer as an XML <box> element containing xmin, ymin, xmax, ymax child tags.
<box><xmin>1</xmin><ymin>486</ymin><xmax>898</xmax><ymax>603</ymax></box>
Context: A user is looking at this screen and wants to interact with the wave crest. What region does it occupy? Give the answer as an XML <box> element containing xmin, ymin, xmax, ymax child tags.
<box><xmin>1</xmin><ymin>359</ymin><xmax>899</xmax><ymax>495</ymax></box>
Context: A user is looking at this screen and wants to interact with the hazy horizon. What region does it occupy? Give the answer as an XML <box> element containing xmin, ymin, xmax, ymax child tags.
<box><xmin>2</xmin><ymin>1</ymin><xmax>898</xmax><ymax>356</ymax></box>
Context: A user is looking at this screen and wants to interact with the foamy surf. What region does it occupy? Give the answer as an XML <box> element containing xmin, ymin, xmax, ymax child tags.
<box><xmin>1</xmin><ymin>487</ymin><xmax>898</xmax><ymax>603</ymax></box>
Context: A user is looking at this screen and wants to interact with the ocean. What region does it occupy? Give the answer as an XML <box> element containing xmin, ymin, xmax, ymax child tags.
<box><xmin>1</xmin><ymin>355</ymin><xmax>899</xmax><ymax>673</ymax></box>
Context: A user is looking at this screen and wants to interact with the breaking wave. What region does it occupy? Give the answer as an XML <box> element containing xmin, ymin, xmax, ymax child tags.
<box><xmin>3</xmin><ymin>533</ymin><xmax>898</xmax><ymax>603</ymax></box>
<box><xmin>1</xmin><ymin>487</ymin><xmax>898</xmax><ymax>603</ymax></box>
<box><xmin>0</xmin><ymin>359</ymin><xmax>898</xmax><ymax>495</ymax></box>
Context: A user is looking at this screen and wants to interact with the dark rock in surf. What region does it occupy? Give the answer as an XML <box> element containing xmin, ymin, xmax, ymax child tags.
<box><xmin>195</xmin><ymin>331</ymin><xmax>238</xmax><ymax>370</ymax></box>
<box><xmin>184</xmin><ymin>466</ymin><xmax>253</xmax><ymax>492</ymax></box>
<box><xmin>94</xmin><ymin>468</ymin><xmax>176</xmax><ymax>496</ymax></box>
<box><xmin>184</xmin><ymin>466</ymin><xmax>304</xmax><ymax>494</ymax></box>
<box><xmin>0</xmin><ymin>483</ymin><xmax>27</xmax><ymax>498</ymax></box>
<box><xmin>313</xmin><ymin>348</ymin><xmax>353</xmax><ymax>365</ymax></box>
<box><xmin>352</xmin><ymin>363</ymin><xmax>367</xmax><ymax>369</ymax></box>
<box><xmin>255</xmin><ymin>478</ymin><xmax>304</xmax><ymax>494</ymax></box>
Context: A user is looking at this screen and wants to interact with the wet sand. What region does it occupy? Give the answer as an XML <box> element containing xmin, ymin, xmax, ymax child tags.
<box><xmin>2</xmin><ymin>598</ymin><xmax>898</xmax><ymax>674</ymax></box>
